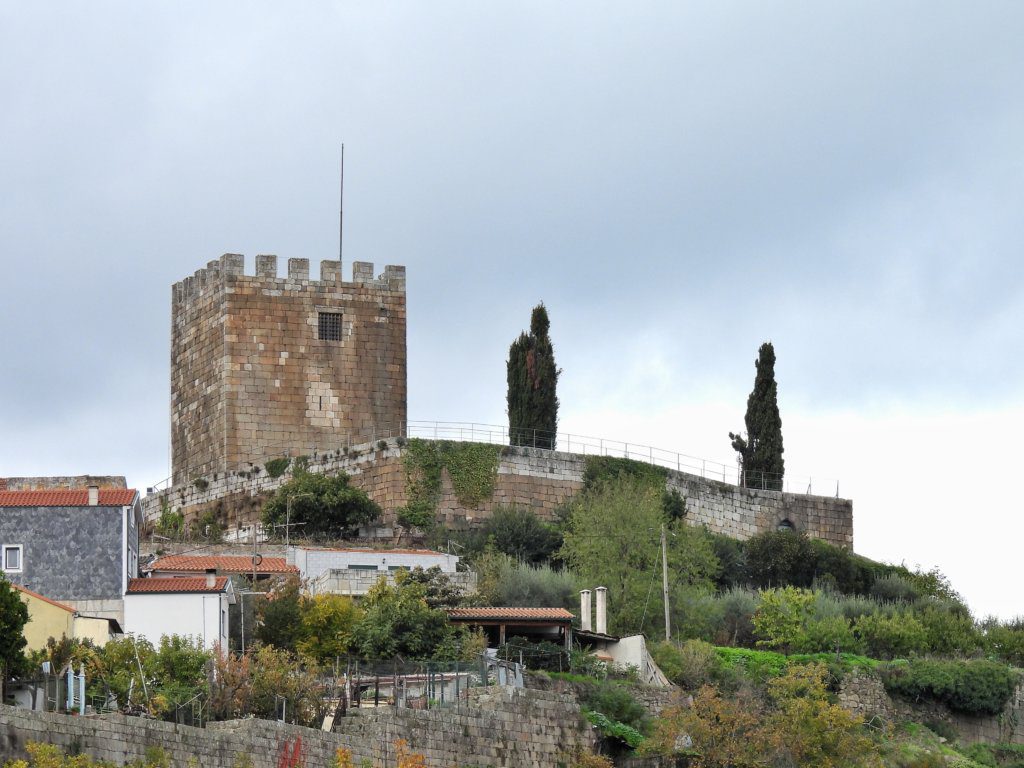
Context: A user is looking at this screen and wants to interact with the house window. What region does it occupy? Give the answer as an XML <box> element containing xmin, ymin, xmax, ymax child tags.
<box><xmin>387</xmin><ymin>566</ymin><xmax>407</xmax><ymax>572</ymax></box>
<box><xmin>3</xmin><ymin>545</ymin><xmax>23</xmax><ymax>573</ymax></box>
<box><xmin>318</xmin><ymin>312</ymin><xmax>342</xmax><ymax>341</ymax></box>
<box><xmin>348</xmin><ymin>564</ymin><xmax>377</xmax><ymax>571</ymax></box>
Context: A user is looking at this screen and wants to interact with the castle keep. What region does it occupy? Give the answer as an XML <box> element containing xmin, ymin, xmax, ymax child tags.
<box><xmin>171</xmin><ymin>254</ymin><xmax>406</xmax><ymax>485</ymax></box>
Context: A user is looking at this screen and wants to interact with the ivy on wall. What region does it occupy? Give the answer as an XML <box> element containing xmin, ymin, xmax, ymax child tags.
<box><xmin>397</xmin><ymin>439</ymin><xmax>501</xmax><ymax>528</ymax></box>
<box><xmin>582</xmin><ymin>455</ymin><xmax>668</xmax><ymax>491</ymax></box>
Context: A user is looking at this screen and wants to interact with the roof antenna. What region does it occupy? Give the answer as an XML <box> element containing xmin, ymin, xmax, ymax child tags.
<box><xmin>338</xmin><ymin>144</ymin><xmax>345</xmax><ymax>267</ymax></box>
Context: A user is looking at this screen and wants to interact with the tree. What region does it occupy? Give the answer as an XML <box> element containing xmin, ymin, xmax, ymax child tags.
<box><xmin>459</xmin><ymin>505</ymin><xmax>562</xmax><ymax>564</ymax></box>
<box><xmin>507</xmin><ymin>303</ymin><xmax>559</xmax><ymax>449</ymax></box>
<box><xmin>255</xmin><ymin>575</ymin><xmax>303</xmax><ymax>652</ymax></box>
<box><xmin>296</xmin><ymin>594</ymin><xmax>362</xmax><ymax>663</ymax></box>
<box><xmin>559</xmin><ymin>478</ymin><xmax>718</xmax><ymax>638</ymax></box>
<box><xmin>262</xmin><ymin>469</ymin><xmax>380</xmax><ymax>539</ymax></box>
<box><xmin>0</xmin><ymin>575</ymin><xmax>29</xmax><ymax>699</ymax></box>
<box><xmin>350</xmin><ymin>572</ymin><xmax>459</xmax><ymax>660</ymax></box>
<box><xmin>752</xmin><ymin>586</ymin><xmax>815</xmax><ymax>654</ymax></box>
<box><xmin>729</xmin><ymin>342</ymin><xmax>784</xmax><ymax>490</ymax></box>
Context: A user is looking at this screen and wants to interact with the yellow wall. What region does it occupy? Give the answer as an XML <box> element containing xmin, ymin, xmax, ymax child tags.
<box><xmin>73</xmin><ymin>616</ymin><xmax>112</xmax><ymax>646</ymax></box>
<box><xmin>19</xmin><ymin>591</ymin><xmax>74</xmax><ymax>651</ymax></box>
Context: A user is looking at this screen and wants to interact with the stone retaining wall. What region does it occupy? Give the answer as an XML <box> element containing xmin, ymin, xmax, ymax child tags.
<box><xmin>143</xmin><ymin>439</ymin><xmax>853</xmax><ymax>548</ymax></box>
<box><xmin>838</xmin><ymin>668</ymin><xmax>1024</xmax><ymax>745</ymax></box>
<box><xmin>0</xmin><ymin>687</ymin><xmax>595</xmax><ymax>767</ymax></box>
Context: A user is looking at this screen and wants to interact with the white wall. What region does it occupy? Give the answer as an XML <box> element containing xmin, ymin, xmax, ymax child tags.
<box><xmin>124</xmin><ymin>591</ymin><xmax>230</xmax><ymax>651</ymax></box>
<box><xmin>292</xmin><ymin>547</ymin><xmax>459</xmax><ymax>582</ymax></box>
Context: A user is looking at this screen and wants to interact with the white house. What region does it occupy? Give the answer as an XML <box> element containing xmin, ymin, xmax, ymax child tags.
<box><xmin>287</xmin><ymin>546</ymin><xmax>472</xmax><ymax>596</ymax></box>
<box><xmin>123</xmin><ymin>574</ymin><xmax>234</xmax><ymax>652</ymax></box>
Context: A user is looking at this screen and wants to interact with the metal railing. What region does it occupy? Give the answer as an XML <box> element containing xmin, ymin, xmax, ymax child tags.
<box><xmin>151</xmin><ymin>420</ymin><xmax>839</xmax><ymax>497</ymax></box>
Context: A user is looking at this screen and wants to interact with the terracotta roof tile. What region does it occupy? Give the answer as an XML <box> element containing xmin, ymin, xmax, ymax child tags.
<box><xmin>126</xmin><ymin>577</ymin><xmax>230</xmax><ymax>594</ymax></box>
<box><xmin>150</xmin><ymin>555</ymin><xmax>297</xmax><ymax>575</ymax></box>
<box><xmin>0</xmin><ymin>489</ymin><xmax>137</xmax><ymax>507</ymax></box>
<box><xmin>447</xmin><ymin>607</ymin><xmax>575</xmax><ymax>621</ymax></box>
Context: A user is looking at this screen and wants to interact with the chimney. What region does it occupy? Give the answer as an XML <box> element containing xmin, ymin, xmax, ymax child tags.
<box><xmin>87</xmin><ymin>485</ymin><xmax>99</xmax><ymax>506</ymax></box>
<box><xmin>595</xmin><ymin>586</ymin><xmax>608</xmax><ymax>635</ymax></box>
<box><xmin>580</xmin><ymin>590</ymin><xmax>592</xmax><ymax>632</ymax></box>
<box><xmin>205</xmin><ymin>568</ymin><xmax>217</xmax><ymax>589</ymax></box>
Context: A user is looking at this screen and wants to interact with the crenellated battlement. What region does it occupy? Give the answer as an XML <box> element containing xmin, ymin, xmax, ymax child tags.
<box><xmin>170</xmin><ymin>251</ymin><xmax>408</xmax><ymax>485</ymax></box>
<box><xmin>172</xmin><ymin>253</ymin><xmax>406</xmax><ymax>304</ymax></box>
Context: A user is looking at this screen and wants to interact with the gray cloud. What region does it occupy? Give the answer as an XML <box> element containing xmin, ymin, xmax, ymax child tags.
<box><xmin>1</xmin><ymin>1</ymin><xmax>1023</xmax><ymax>490</ymax></box>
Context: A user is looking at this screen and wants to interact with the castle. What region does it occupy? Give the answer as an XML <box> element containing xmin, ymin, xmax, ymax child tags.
<box><xmin>170</xmin><ymin>254</ymin><xmax>406</xmax><ymax>485</ymax></box>
<box><xmin>157</xmin><ymin>254</ymin><xmax>853</xmax><ymax>549</ymax></box>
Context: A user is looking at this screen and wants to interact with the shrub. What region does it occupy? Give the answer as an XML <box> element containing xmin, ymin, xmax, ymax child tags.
<box><xmin>881</xmin><ymin>659</ymin><xmax>1019</xmax><ymax>716</ymax></box>
<box><xmin>715</xmin><ymin>588</ymin><xmax>759</xmax><ymax>647</ymax></box>
<box><xmin>753</xmin><ymin>586</ymin><xmax>815</xmax><ymax>653</ymax></box>
<box><xmin>870</xmin><ymin>573</ymin><xmax>921</xmax><ymax>604</ymax></box>
<box><xmin>582</xmin><ymin>680</ymin><xmax>649</xmax><ymax>733</ymax></box>
<box><xmin>744</xmin><ymin>530</ymin><xmax>816</xmax><ymax>589</ymax></box>
<box><xmin>982</xmin><ymin>617</ymin><xmax>1024</xmax><ymax>666</ymax></box>
<box><xmin>262</xmin><ymin>469</ymin><xmax>380</xmax><ymax>538</ymax></box>
<box><xmin>584</xmin><ymin>710</ymin><xmax>645</xmax><ymax>750</ymax></box>
<box><xmin>265</xmin><ymin>457</ymin><xmax>291</xmax><ymax>478</ymax></box>
<box><xmin>794</xmin><ymin>615</ymin><xmax>863</xmax><ymax>655</ymax></box>
<box><xmin>457</xmin><ymin>505</ymin><xmax>562</xmax><ymax>564</ymax></box>
<box><xmin>855</xmin><ymin>612</ymin><xmax>928</xmax><ymax>659</ymax></box>
<box><xmin>916</xmin><ymin>602</ymin><xmax>981</xmax><ymax>657</ymax></box>
<box><xmin>651</xmin><ymin>640</ymin><xmax>722</xmax><ymax>691</ymax></box>
<box><xmin>396</xmin><ymin>500</ymin><xmax>435</xmax><ymax>530</ymax></box>
<box><xmin>710</xmin><ymin>533</ymin><xmax>746</xmax><ymax>590</ymax></box>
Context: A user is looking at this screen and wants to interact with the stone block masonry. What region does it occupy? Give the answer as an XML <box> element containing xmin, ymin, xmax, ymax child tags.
<box><xmin>145</xmin><ymin>440</ymin><xmax>853</xmax><ymax>549</ymax></box>
<box><xmin>839</xmin><ymin>669</ymin><xmax>1024</xmax><ymax>746</ymax></box>
<box><xmin>0</xmin><ymin>687</ymin><xmax>596</xmax><ymax>767</ymax></box>
<box><xmin>171</xmin><ymin>255</ymin><xmax>406</xmax><ymax>486</ymax></box>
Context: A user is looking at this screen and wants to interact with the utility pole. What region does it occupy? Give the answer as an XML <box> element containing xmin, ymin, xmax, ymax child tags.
<box><xmin>661</xmin><ymin>524</ymin><xmax>671</xmax><ymax>641</ymax></box>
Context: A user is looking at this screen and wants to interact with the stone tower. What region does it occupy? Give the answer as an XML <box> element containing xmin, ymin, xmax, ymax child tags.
<box><xmin>170</xmin><ymin>254</ymin><xmax>407</xmax><ymax>485</ymax></box>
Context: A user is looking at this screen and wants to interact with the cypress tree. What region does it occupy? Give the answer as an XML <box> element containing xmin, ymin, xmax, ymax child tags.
<box><xmin>729</xmin><ymin>342</ymin><xmax>785</xmax><ymax>490</ymax></box>
<box><xmin>507</xmin><ymin>303</ymin><xmax>559</xmax><ymax>449</ymax></box>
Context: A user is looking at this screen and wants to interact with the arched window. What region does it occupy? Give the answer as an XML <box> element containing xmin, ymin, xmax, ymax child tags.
<box><xmin>776</xmin><ymin>519</ymin><xmax>795</xmax><ymax>532</ymax></box>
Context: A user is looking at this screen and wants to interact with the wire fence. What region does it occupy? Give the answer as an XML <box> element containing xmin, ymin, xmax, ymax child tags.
<box><xmin>152</xmin><ymin>420</ymin><xmax>839</xmax><ymax>497</ymax></box>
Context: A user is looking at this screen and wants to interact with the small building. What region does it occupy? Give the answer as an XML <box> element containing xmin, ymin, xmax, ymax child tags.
<box><xmin>146</xmin><ymin>554</ymin><xmax>298</xmax><ymax>581</ymax></box>
<box><xmin>13</xmin><ymin>584</ymin><xmax>120</xmax><ymax>650</ymax></box>
<box><xmin>574</xmin><ymin>587</ymin><xmax>671</xmax><ymax>686</ymax></box>
<box><xmin>446</xmin><ymin>607</ymin><xmax>574</xmax><ymax>649</ymax></box>
<box><xmin>124</xmin><ymin>575</ymin><xmax>234</xmax><ymax>651</ymax></box>
<box><xmin>0</xmin><ymin>487</ymin><xmax>142</xmax><ymax>625</ymax></box>
<box><xmin>289</xmin><ymin>545</ymin><xmax>473</xmax><ymax>596</ymax></box>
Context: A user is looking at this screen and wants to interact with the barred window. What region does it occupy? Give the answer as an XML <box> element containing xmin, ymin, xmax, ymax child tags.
<box><xmin>318</xmin><ymin>312</ymin><xmax>342</xmax><ymax>341</ymax></box>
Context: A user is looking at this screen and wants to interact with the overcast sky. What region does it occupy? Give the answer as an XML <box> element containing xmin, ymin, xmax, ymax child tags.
<box><xmin>2</xmin><ymin>2</ymin><xmax>1022</xmax><ymax>618</ymax></box>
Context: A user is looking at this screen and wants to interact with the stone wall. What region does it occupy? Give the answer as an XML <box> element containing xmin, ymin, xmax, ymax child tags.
<box><xmin>838</xmin><ymin>668</ymin><xmax>1024</xmax><ymax>746</ymax></box>
<box><xmin>0</xmin><ymin>687</ymin><xmax>595</xmax><ymax>768</ymax></box>
<box><xmin>145</xmin><ymin>440</ymin><xmax>853</xmax><ymax>549</ymax></box>
<box><xmin>171</xmin><ymin>254</ymin><xmax>407</xmax><ymax>486</ymax></box>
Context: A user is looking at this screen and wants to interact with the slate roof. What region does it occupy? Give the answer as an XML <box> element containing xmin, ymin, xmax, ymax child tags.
<box><xmin>446</xmin><ymin>607</ymin><xmax>575</xmax><ymax>622</ymax></box>
<box><xmin>126</xmin><ymin>577</ymin><xmax>230</xmax><ymax>594</ymax></box>
<box><xmin>150</xmin><ymin>555</ymin><xmax>297</xmax><ymax>575</ymax></box>
<box><xmin>0</xmin><ymin>489</ymin><xmax>138</xmax><ymax>507</ymax></box>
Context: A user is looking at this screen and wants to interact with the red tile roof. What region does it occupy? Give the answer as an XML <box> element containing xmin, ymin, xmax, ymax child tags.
<box><xmin>447</xmin><ymin>607</ymin><xmax>575</xmax><ymax>622</ymax></box>
<box><xmin>126</xmin><ymin>577</ymin><xmax>230</xmax><ymax>594</ymax></box>
<box><xmin>0</xmin><ymin>489</ymin><xmax>137</xmax><ymax>507</ymax></box>
<box><xmin>150</xmin><ymin>555</ymin><xmax>297</xmax><ymax>575</ymax></box>
<box><xmin>12</xmin><ymin>583</ymin><xmax>75</xmax><ymax>614</ymax></box>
